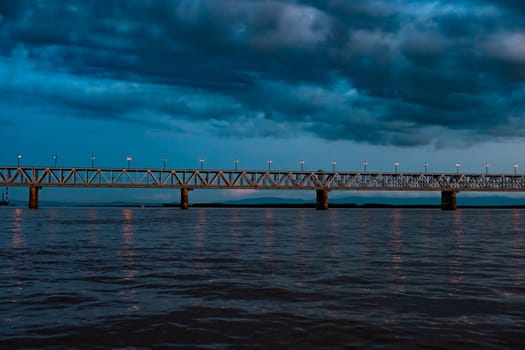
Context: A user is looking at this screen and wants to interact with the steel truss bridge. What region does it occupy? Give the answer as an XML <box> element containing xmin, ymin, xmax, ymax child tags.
<box><xmin>2</xmin><ymin>166</ymin><xmax>525</xmax><ymax>210</ymax></box>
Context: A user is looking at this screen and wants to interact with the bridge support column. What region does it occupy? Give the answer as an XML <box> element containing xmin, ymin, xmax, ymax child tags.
<box><xmin>29</xmin><ymin>186</ymin><xmax>41</xmax><ymax>209</ymax></box>
<box><xmin>316</xmin><ymin>189</ymin><xmax>329</xmax><ymax>210</ymax></box>
<box><xmin>441</xmin><ymin>191</ymin><xmax>457</xmax><ymax>210</ymax></box>
<box><xmin>180</xmin><ymin>188</ymin><xmax>189</xmax><ymax>210</ymax></box>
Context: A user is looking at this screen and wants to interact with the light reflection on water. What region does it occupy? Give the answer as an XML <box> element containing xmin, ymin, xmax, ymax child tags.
<box><xmin>449</xmin><ymin>210</ymin><xmax>464</xmax><ymax>286</ymax></box>
<box><xmin>512</xmin><ymin>210</ymin><xmax>524</xmax><ymax>296</ymax></box>
<box><xmin>263</xmin><ymin>209</ymin><xmax>274</xmax><ymax>262</ymax></box>
<box><xmin>0</xmin><ymin>207</ymin><xmax>524</xmax><ymax>349</ymax></box>
<box><xmin>10</xmin><ymin>208</ymin><xmax>24</xmax><ymax>249</ymax></box>
<box><xmin>119</xmin><ymin>208</ymin><xmax>135</xmax><ymax>282</ymax></box>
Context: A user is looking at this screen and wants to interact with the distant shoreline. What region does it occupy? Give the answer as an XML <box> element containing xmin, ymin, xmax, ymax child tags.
<box><xmin>164</xmin><ymin>203</ymin><xmax>525</xmax><ymax>209</ymax></box>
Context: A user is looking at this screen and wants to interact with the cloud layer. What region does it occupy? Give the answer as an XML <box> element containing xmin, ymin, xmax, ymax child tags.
<box><xmin>1</xmin><ymin>0</ymin><xmax>525</xmax><ymax>147</ymax></box>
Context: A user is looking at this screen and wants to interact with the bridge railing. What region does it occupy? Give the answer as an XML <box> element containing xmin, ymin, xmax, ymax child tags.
<box><xmin>2</xmin><ymin>166</ymin><xmax>525</xmax><ymax>192</ymax></box>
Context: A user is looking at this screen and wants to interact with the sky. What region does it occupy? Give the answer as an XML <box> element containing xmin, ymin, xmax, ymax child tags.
<box><xmin>2</xmin><ymin>0</ymin><xmax>525</xmax><ymax>204</ymax></box>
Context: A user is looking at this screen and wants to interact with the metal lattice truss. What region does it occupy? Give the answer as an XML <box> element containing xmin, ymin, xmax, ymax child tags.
<box><xmin>2</xmin><ymin>167</ymin><xmax>525</xmax><ymax>192</ymax></box>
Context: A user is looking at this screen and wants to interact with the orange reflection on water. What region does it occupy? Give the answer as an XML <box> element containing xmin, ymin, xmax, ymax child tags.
<box><xmin>421</xmin><ymin>210</ymin><xmax>432</xmax><ymax>254</ymax></box>
<box><xmin>227</xmin><ymin>208</ymin><xmax>242</xmax><ymax>262</ymax></box>
<box><xmin>11</xmin><ymin>208</ymin><xmax>25</xmax><ymax>248</ymax></box>
<box><xmin>390</xmin><ymin>209</ymin><xmax>402</xmax><ymax>271</ymax></box>
<box><xmin>122</xmin><ymin>209</ymin><xmax>134</xmax><ymax>246</ymax></box>
<box><xmin>295</xmin><ymin>208</ymin><xmax>309</xmax><ymax>268</ymax></box>
<box><xmin>512</xmin><ymin>209</ymin><xmax>521</xmax><ymax>235</ymax></box>
<box><xmin>3</xmin><ymin>208</ymin><xmax>25</xmax><ymax>286</ymax></box>
<box><xmin>263</xmin><ymin>209</ymin><xmax>274</xmax><ymax>262</ymax></box>
<box><xmin>119</xmin><ymin>209</ymin><xmax>135</xmax><ymax>281</ymax></box>
<box><xmin>193</xmin><ymin>209</ymin><xmax>208</xmax><ymax>276</ymax></box>
<box><xmin>449</xmin><ymin>210</ymin><xmax>464</xmax><ymax>286</ymax></box>
<box><xmin>196</xmin><ymin>208</ymin><xmax>207</xmax><ymax>250</ymax></box>
<box><xmin>264</xmin><ymin>209</ymin><xmax>274</xmax><ymax>238</ymax></box>
<box><xmin>511</xmin><ymin>210</ymin><xmax>524</xmax><ymax>289</ymax></box>
<box><xmin>385</xmin><ymin>207</ymin><xmax>404</xmax><ymax>326</ymax></box>
<box><xmin>389</xmin><ymin>209</ymin><xmax>405</xmax><ymax>293</ymax></box>
<box><xmin>296</xmin><ymin>208</ymin><xmax>307</xmax><ymax>250</ymax></box>
<box><xmin>230</xmin><ymin>208</ymin><xmax>241</xmax><ymax>238</ymax></box>
<box><xmin>86</xmin><ymin>208</ymin><xmax>99</xmax><ymax>245</ymax></box>
<box><xmin>328</xmin><ymin>209</ymin><xmax>340</xmax><ymax>258</ymax></box>
<box><xmin>297</xmin><ymin>208</ymin><xmax>306</xmax><ymax>236</ymax></box>
<box><xmin>360</xmin><ymin>209</ymin><xmax>371</xmax><ymax>261</ymax></box>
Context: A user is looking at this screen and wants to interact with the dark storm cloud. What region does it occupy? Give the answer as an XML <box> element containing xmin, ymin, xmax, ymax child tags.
<box><xmin>1</xmin><ymin>0</ymin><xmax>525</xmax><ymax>146</ymax></box>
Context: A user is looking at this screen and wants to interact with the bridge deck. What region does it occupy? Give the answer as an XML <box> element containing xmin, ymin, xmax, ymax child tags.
<box><xmin>2</xmin><ymin>166</ymin><xmax>525</xmax><ymax>192</ymax></box>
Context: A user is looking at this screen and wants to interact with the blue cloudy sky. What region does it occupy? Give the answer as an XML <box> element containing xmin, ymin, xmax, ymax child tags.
<box><xmin>2</xmin><ymin>0</ymin><xmax>525</xmax><ymax>203</ymax></box>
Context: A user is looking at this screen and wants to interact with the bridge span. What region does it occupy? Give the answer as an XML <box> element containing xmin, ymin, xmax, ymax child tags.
<box><xmin>2</xmin><ymin>166</ymin><xmax>525</xmax><ymax>210</ymax></box>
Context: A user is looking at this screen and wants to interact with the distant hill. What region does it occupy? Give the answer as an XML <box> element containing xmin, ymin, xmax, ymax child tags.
<box><xmin>224</xmin><ymin>197</ymin><xmax>310</xmax><ymax>205</ymax></box>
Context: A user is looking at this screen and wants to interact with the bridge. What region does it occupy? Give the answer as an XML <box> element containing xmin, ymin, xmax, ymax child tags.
<box><xmin>2</xmin><ymin>166</ymin><xmax>525</xmax><ymax>210</ymax></box>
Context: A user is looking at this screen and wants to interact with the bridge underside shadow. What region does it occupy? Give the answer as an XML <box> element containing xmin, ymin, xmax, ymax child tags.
<box><xmin>178</xmin><ymin>188</ymin><xmax>457</xmax><ymax>210</ymax></box>
<box><xmin>25</xmin><ymin>187</ymin><xmax>460</xmax><ymax>210</ymax></box>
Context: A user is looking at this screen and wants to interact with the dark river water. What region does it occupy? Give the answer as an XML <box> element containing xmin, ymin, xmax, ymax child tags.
<box><xmin>1</xmin><ymin>207</ymin><xmax>524</xmax><ymax>349</ymax></box>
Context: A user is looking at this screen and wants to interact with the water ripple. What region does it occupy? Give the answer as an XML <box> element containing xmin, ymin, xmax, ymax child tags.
<box><xmin>1</xmin><ymin>208</ymin><xmax>524</xmax><ymax>349</ymax></box>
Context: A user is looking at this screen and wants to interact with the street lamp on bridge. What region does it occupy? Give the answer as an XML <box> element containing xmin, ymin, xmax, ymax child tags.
<box><xmin>267</xmin><ymin>159</ymin><xmax>272</xmax><ymax>171</ymax></box>
<box><xmin>53</xmin><ymin>154</ymin><xmax>58</xmax><ymax>167</ymax></box>
<box><xmin>455</xmin><ymin>162</ymin><xmax>460</xmax><ymax>174</ymax></box>
<box><xmin>162</xmin><ymin>156</ymin><xmax>167</xmax><ymax>170</ymax></box>
<box><xmin>91</xmin><ymin>155</ymin><xmax>95</xmax><ymax>168</ymax></box>
<box><xmin>234</xmin><ymin>159</ymin><xmax>238</xmax><ymax>171</ymax></box>
<box><xmin>363</xmin><ymin>160</ymin><xmax>368</xmax><ymax>173</ymax></box>
<box><xmin>394</xmin><ymin>161</ymin><xmax>399</xmax><ymax>173</ymax></box>
<box><xmin>17</xmin><ymin>154</ymin><xmax>22</xmax><ymax>167</ymax></box>
<box><xmin>485</xmin><ymin>163</ymin><xmax>489</xmax><ymax>175</ymax></box>
<box><xmin>300</xmin><ymin>160</ymin><xmax>304</xmax><ymax>172</ymax></box>
<box><xmin>332</xmin><ymin>160</ymin><xmax>336</xmax><ymax>172</ymax></box>
<box><xmin>127</xmin><ymin>156</ymin><xmax>132</xmax><ymax>169</ymax></box>
<box><xmin>424</xmin><ymin>162</ymin><xmax>429</xmax><ymax>174</ymax></box>
<box><xmin>200</xmin><ymin>158</ymin><xmax>204</xmax><ymax>170</ymax></box>
<box><xmin>514</xmin><ymin>162</ymin><xmax>518</xmax><ymax>175</ymax></box>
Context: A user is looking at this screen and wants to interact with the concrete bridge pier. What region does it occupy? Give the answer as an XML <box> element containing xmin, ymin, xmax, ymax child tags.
<box><xmin>29</xmin><ymin>186</ymin><xmax>42</xmax><ymax>209</ymax></box>
<box><xmin>316</xmin><ymin>189</ymin><xmax>329</xmax><ymax>210</ymax></box>
<box><xmin>180</xmin><ymin>188</ymin><xmax>189</xmax><ymax>210</ymax></box>
<box><xmin>441</xmin><ymin>190</ymin><xmax>457</xmax><ymax>210</ymax></box>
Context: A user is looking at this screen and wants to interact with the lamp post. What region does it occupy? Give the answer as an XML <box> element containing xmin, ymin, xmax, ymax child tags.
<box><xmin>234</xmin><ymin>159</ymin><xmax>238</xmax><ymax>171</ymax></box>
<box><xmin>162</xmin><ymin>156</ymin><xmax>167</xmax><ymax>170</ymax></box>
<box><xmin>394</xmin><ymin>161</ymin><xmax>399</xmax><ymax>173</ymax></box>
<box><xmin>485</xmin><ymin>162</ymin><xmax>489</xmax><ymax>175</ymax></box>
<box><xmin>455</xmin><ymin>162</ymin><xmax>460</xmax><ymax>174</ymax></box>
<box><xmin>200</xmin><ymin>158</ymin><xmax>204</xmax><ymax>170</ymax></box>
<box><xmin>514</xmin><ymin>162</ymin><xmax>518</xmax><ymax>175</ymax></box>
<box><xmin>363</xmin><ymin>160</ymin><xmax>368</xmax><ymax>173</ymax></box>
<box><xmin>127</xmin><ymin>156</ymin><xmax>132</xmax><ymax>169</ymax></box>
<box><xmin>91</xmin><ymin>155</ymin><xmax>95</xmax><ymax>168</ymax></box>
<box><xmin>300</xmin><ymin>160</ymin><xmax>304</xmax><ymax>172</ymax></box>
<box><xmin>267</xmin><ymin>159</ymin><xmax>272</xmax><ymax>171</ymax></box>
<box><xmin>332</xmin><ymin>160</ymin><xmax>336</xmax><ymax>172</ymax></box>
<box><xmin>17</xmin><ymin>154</ymin><xmax>22</xmax><ymax>167</ymax></box>
<box><xmin>424</xmin><ymin>162</ymin><xmax>428</xmax><ymax>174</ymax></box>
<box><xmin>53</xmin><ymin>154</ymin><xmax>58</xmax><ymax>167</ymax></box>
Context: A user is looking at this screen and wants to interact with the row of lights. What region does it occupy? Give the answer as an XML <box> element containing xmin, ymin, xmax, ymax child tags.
<box><xmin>203</xmin><ymin>159</ymin><xmax>518</xmax><ymax>174</ymax></box>
<box><xmin>16</xmin><ymin>154</ymin><xmax>97</xmax><ymax>168</ymax></box>
<box><xmin>12</xmin><ymin>154</ymin><xmax>521</xmax><ymax>174</ymax></box>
